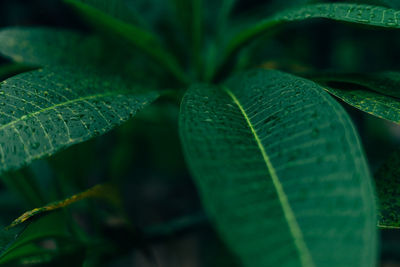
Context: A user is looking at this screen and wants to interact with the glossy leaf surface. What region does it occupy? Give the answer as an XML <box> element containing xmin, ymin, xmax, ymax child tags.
<box><xmin>322</xmin><ymin>86</ymin><xmax>400</xmax><ymax>124</ymax></box>
<box><xmin>180</xmin><ymin>69</ymin><xmax>377</xmax><ymax>267</ymax></box>
<box><xmin>312</xmin><ymin>71</ymin><xmax>400</xmax><ymax>98</ymax></box>
<box><xmin>0</xmin><ymin>68</ymin><xmax>158</xmax><ymax>175</ymax></box>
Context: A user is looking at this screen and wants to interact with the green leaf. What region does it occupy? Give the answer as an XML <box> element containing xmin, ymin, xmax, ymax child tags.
<box><xmin>375</xmin><ymin>150</ymin><xmax>400</xmax><ymax>229</ymax></box>
<box><xmin>7</xmin><ymin>184</ymin><xmax>118</xmax><ymax>229</ymax></box>
<box><xmin>221</xmin><ymin>3</ymin><xmax>400</xmax><ymax>76</ymax></box>
<box><xmin>0</xmin><ymin>27</ymin><xmax>170</xmax><ymax>86</ymax></box>
<box><xmin>170</xmin><ymin>0</ymin><xmax>203</xmax><ymax>73</ymax></box>
<box><xmin>2</xmin><ymin>169</ymin><xmax>45</xmax><ymax>208</ymax></box>
<box><xmin>378</xmin><ymin>0</ymin><xmax>400</xmax><ymax>9</ymax></box>
<box><xmin>0</xmin><ymin>68</ymin><xmax>159</xmax><ymax>175</ymax></box>
<box><xmin>321</xmin><ymin>85</ymin><xmax>400</xmax><ymax>124</ymax></box>
<box><xmin>64</xmin><ymin>0</ymin><xmax>189</xmax><ymax>84</ymax></box>
<box><xmin>126</xmin><ymin>0</ymin><xmax>171</xmax><ymax>29</ymax></box>
<box><xmin>202</xmin><ymin>0</ymin><xmax>237</xmax><ymax>81</ymax></box>
<box><xmin>0</xmin><ymin>211</ymin><xmax>72</xmax><ymax>264</ymax></box>
<box><xmin>217</xmin><ymin>0</ymin><xmax>237</xmax><ymax>32</ymax></box>
<box><xmin>192</xmin><ymin>0</ymin><xmax>203</xmax><ymax>72</ymax></box>
<box><xmin>66</xmin><ymin>0</ymin><xmax>138</xmax><ymax>25</ymax></box>
<box><xmin>310</xmin><ymin>71</ymin><xmax>400</xmax><ymax>123</ymax></box>
<box><xmin>0</xmin><ymin>27</ymin><xmax>102</xmax><ymax>68</ymax></box>
<box><xmin>72</xmin><ymin>0</ymin><xmax>165</xmax><ymax>30</ymax></box>
<box><xmin>311</xmin><ymin>71</ymin><xmax>400</xmax><ymax>99</ymax></box>
<box><xmin>179</xmin><ymin>69</ymin><xmax>377</xmax><ymax>266</ymax></box>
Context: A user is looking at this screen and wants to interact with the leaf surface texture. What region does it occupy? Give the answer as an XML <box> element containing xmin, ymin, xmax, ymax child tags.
<box><xmin>375</xmin><ymin>150</ymin><xmax>400</xmax><ymax>228</ymax></box>
<box><xmin>322</xmin><ymin>86</ymin><xmax>400</xmax><ymax>124</ymax></box>
<box><xmin>179</xmin><ymin>69</ymin><xmax>377</xmax><ymax>267</ymax></box>
<box><xmin>0</xmin><ymin>68</ymin><xmax>158</xmax><ymax>174</ymax></box>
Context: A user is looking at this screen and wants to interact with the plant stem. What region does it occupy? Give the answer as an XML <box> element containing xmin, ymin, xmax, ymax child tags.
<box><xmin>211</xmin><ymin>19</ymin><xmax>281</xmax><ymax>82</ymax></box>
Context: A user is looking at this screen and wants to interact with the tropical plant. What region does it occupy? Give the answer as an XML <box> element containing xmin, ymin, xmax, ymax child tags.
<box><xmin>0</xmin><ymin>0</ymin><xmax>400</xmax><ymax>266</ymax></box>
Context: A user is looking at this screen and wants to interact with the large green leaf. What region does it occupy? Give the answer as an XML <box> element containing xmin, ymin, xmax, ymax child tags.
<box><xmin>64</xmin><ymin>0</ymin><xmax>189</xmax><ymax>84</ymax></box>
<box><xmin>0</xmin><ymin>68</ymin><xmax>158</xmax><ymax>175</ymax></box>
<box><xmin>375</xmin><ymin>150</ymin><xmax>400</xmax><ymax>228</ymax></box>
<box><xmin>221</xmin><ymin>3</ymin><xmax>400</xmax><ymax>75</ymax></box>
<box><xmin>0</xmin><ymin>27</ymin><xmax>102</xmax><ymax>67</ymax></box>
<box><xmin>179</xmin><ymin>69</ymin><xmax>377</xmax><ymax>266</ymax></box>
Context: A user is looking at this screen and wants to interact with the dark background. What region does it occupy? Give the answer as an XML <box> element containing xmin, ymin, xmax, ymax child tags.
<box><xmin>0</xmin><ymin>0</ymin><xmax>399</xmax><ymax>266</ymax></box>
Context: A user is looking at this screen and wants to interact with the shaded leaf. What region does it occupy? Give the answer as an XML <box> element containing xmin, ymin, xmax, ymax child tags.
<box><xmin>192</xmin><ymin>0</ymin><xmax>203</xmax><ymax>74</ymax></box>
<box><xmin>0</xmin><ymin>211</ymin><xmax>72</xmax><ymax>264</ymax></box>
<box><xmin>143</xmin><ymin>211</ymin><xmax>207</xmax><ymax>238</ymax></box>
<box><xmin>310</xmin><ymin>71</ymin><xmax>400</xmax><ymax>124</ymax></box>
<box><xmin>0</xmin><ymin>27</ymin><xmax>102</xmax><ymax>67</ymax></box>
<box><xmin>0</xmin><ymin>243</ymin><xmax>58</xmax><ymax>265</ymax></box>
<box><xmin>179</xmin><ymin>69</ymin><xmax>377</xmax><ymax>266</ymax></box>
<box><xmin>72</xmin><ymin>0</ymin><xmax>166</xmax><ymax>30</ymax></box>
<box><xmin>0</xmin><ymin>27</ymin><xmax>172</xmax><ymax>87</ymax></box>
<box><xmin>321</xmin><ymin>85</ymin><xmax>400</xmax><ymax>124</ymax></box>
<box><xmin>0</xmin><ymin>68</ymin><xmax>159</xmax><ymax>175</ymax></box>
<box><xmin>311</xmin><ymin>71</ymin><xmax>400</xmax><ymax>98</ymax></box>
<box><xmin>67</xmin><ymin>0</ymin><xmax>138</xmax><ymax>25</ymax></box>
<box><xmin>216</xmin><ymin>0</ymin><xmax>237</xmax><ymax>30</ymax></box>
<box><xmin>1</xmin><ymin>169</ymin><xmax>45</xmax><ymax>209</ymax></box>
<box><xmin>223</xmin><ymin>4</ymin><xmax>400</xmax><ymax>71</ymax></box>
<box><xmin>125</xmin><ymin>0</ymin><xmax>171</xmax><ymax>29</ymax></box>
<box><xmin>375</xmin><ymin>150</ymin><xmax>400</xmax><ymax>228</ymax></box>
<box><xmin>170</xmin><ymin>0</ymin><xmax>203</xmax><ymax>71</ymax></box>
<box><xmin>64</xmin><ymin>0</ymin><xmax>189</xmax><ymax>84</ymax></box>
<box><xmin>378</xmin><ymin>0</ymin><xmax>400</xmax><ymax>9</ymax></box>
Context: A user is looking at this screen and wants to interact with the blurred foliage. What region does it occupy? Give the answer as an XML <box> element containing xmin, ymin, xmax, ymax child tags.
<box><xmin>0</xmin><ymin>0</ymin><xmax>399</xmax><ymax>266</ymax></box>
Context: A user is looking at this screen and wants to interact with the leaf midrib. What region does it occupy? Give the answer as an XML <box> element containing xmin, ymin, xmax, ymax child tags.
<box><xmin>0</xmin><ymin>91</ymin><xmax>127</xmax><ymax>132</ymax></box>
<box><xmin>223</xmin><ymin>86</ymin><xmax>314</xmax><ymax>267</ymax></box>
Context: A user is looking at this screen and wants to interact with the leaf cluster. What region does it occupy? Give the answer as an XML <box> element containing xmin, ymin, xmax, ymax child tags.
<box><xmin>0</xmin><ymin>0</ymin><xmax>399</xmax><ymax>266</ymax></box>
